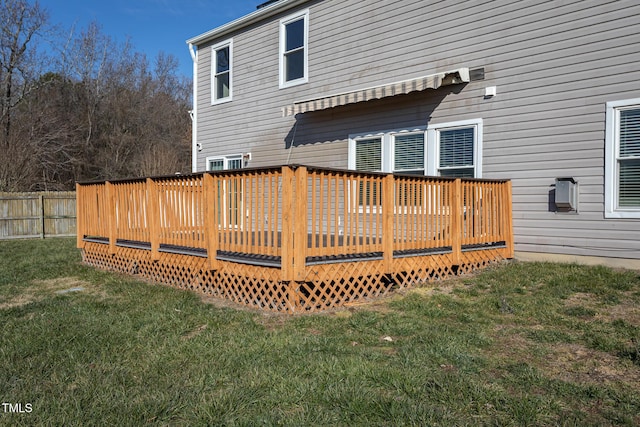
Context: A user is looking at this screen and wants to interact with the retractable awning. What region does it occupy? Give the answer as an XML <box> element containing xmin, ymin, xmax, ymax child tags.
<box><xmin>283</xmin><ymin>67</ymin><xmax>469</xmax><ymax>116</ymax></box>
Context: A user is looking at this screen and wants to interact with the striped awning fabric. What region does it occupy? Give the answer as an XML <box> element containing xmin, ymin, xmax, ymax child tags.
<box><xmin>283</xmin><ymin>67</ymin><xmax>469</xmax><ymax>116</ymax></box>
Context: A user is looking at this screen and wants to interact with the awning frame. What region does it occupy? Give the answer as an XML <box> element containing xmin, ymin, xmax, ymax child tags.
<box><xmin>283</xmin><ymin>67</ymin><xmax>470</xmax><ymax>116</ymax></box>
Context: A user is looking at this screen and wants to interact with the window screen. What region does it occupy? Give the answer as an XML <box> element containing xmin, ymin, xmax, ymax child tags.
<box><xmin>354</xmin><ymin>137</ymin><xmax>382</xmax><ymax>206</ymax></box>
<box><xmin>619</xmin><ymin>108</ymin><xmax>640</xmax><ymax>206</ymax></box>
<box><xmin>283</xmin><ymin>17</ymin><xmax>305</xmax><ymax>82</ymax></box>
<box><xmin>213</xmin><ymin>44</ymin><xmax>231</xmax><ymax>101</ymax></box>
<box><xmin>439</xmin><ymin>127</ymin><xmax>475</xmax><ymax>178</ymax></box>
<box><xmin>208</xmin><ymin>159</ymin><xmax>224</xmax><ymax>171</ymax></box>
<box><xmin>355</xmin><ymin>137</ymin><xmax>382</xmax><ymax>172</ymax></box>
<box><xmin>227</xmin><ymin>157</ymin><xmax>243</xmax><ymax>170</ymax></box>
<box><xmin>394</xmin><ymin>133</ymin><xmax>424</xmax><ymax>174</ymax></box>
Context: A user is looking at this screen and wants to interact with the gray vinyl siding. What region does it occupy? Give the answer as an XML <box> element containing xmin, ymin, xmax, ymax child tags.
<box><xmin>192</xmin><ymin>0</ymin><xmax>640</xmax><ymax>260</ymax></box>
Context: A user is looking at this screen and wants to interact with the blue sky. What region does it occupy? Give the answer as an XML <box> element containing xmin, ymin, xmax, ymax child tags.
<box><xmin>38</xmin><ymin>0</ymin><xmax>262</xmax><ymax>78</ymax></box>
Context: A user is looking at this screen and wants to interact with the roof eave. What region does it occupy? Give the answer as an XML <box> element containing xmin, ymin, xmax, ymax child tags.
<box><xmin>186</xmin><ymin>0</ymin><xmax>309</xmax><ymax>46</ymax></box>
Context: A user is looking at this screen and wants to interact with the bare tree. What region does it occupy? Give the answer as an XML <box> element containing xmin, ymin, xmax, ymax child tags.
<box><xmin>0</xmin><ymin>0</ymin><xmax>48</xmax><ymax>190</ymax></box>
<box><xmin>58</xmin><ymin>21</ymin><xmax>119</xmax><ymax>178</ymax></box>
<box><xmin>0</xmin><ymin>1</ymin><xmax>192</xmax><ymax>190</ymax></box>
<box><xmin>0</xmin><ymin>0</ymin><xmax>47</xmax><ymax>144</ymax></box>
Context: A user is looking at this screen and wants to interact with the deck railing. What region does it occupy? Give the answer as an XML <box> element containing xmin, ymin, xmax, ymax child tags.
<box><xmin>77</xmin><ymin>165</ymin><xmax>513</xmax><ymax>277</ymax></box>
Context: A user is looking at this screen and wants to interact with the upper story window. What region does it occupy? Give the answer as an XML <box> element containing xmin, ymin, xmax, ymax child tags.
<box><xmin>212</xmin><ymin>39</ymin><xmax>232</xmax><ymax>104</ymax></box>
<box><xmin>605</xmin><ymin>99</ymin><xmax>640</xmax><ymax>218</ymax></box>
<box><xmin>279</xmin><ymin>10</ymin><xmax>308</xmax><ymax>88</ymax></box>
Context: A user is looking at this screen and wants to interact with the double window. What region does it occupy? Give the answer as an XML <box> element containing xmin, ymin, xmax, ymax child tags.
<box><xmin>279</xmin><ymin>10</ymin><xmax>309</xmax><ymax>88</ymax></box>
<box><xmin>605</xmin><ymin>99</ymin><xmax>640</xmax><ymax>218</ymax></box>
<box><xmin>211</xmin><ymin>40</ymin><xmax>232</xmax><ymax>104</ymax></box>
<box><xmin>352</xmin><ymin>132</ymin><xmax>428</xmax><ymax>206</ymax></box>
<box><xmin>349</xmin><ymin>119</ymin><xmax>482</xmax><ymax>178</ymax></box>
<box><xmin>206</xmin><ymin>154</ymin><xmax>244</xmax><ymax>228</ymax></box>
<box><xmin>352</xmin><ymin>132</ymin><xmax>427</xmax><ymax>174</ymax></box>
<box><xmin>206</xmin><ymin>154</ymin><xmax>243</xmax><ymax>171</ymax></box>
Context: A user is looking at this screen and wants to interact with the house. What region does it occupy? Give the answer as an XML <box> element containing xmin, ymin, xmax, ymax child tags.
<box><xmin>186</xmin><ymin>0</ymin><xmax>640</xmax><ymax>268</ymax></box>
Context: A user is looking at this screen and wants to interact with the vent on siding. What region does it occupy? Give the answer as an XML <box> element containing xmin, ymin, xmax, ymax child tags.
<box><xmin>470</xmin><ymin>68</ymin><xmax>485</xmax><ymax>81</ymax></box>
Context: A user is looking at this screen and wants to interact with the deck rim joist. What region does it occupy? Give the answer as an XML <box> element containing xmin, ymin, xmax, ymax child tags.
<box><xmin>83</xmin><ymin>235</ymin><xmax>506</xmax><ymax>267</ymax></box>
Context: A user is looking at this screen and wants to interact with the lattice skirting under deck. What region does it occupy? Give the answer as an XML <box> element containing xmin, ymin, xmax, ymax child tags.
<box><xmin>81</xmin><ymin>242</ymin><xmax>507</xmax><ymax>313</ymax></box>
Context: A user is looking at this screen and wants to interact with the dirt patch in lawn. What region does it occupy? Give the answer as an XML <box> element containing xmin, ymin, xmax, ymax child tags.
<box><xmin>0</xmin><ymin>277</ymin><xmax>101</xmax><ymax>310</ymax></box>
<box><xmin>597</xmin><ymin>294</ymin><xmax>640</xmax><ymax>326</ymax></box>
<box><xmin>181</xmin><ymin>324</ymin><xmax>208</xmax><ymax>340</ymax></box>
<box><xmin>0</xmin><ymin>293</ymin><xmax>35</xmax><ymax>310</ymax></box>
<box><xmin>546</xmin><ymin>342</ymin><xmax>640</xmax><ymax>385</ymax></box>
<box><xmin>488</xmin><ymin>325</ymin><xmax>640</xmax><ymax>386</ymax></box>
<box><xmin>563</xmin><ymin>291</ymin><xmax>640</xmax><ymax>326</ymax></box>
<box><xmin>564</xmin><ymin>292</ymin><xmax>598</xmax><ymax>307</ymax></box>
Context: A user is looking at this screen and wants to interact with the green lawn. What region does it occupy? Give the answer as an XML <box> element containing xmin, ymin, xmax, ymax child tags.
<box><xmin>1</xmin><ymin>238</ymin><xmax>639</xmax><ymax>426</ymax></box>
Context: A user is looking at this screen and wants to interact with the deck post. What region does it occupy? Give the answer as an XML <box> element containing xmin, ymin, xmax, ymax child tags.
<box><xmin>451</xmin><ymin>178</ymin><xmax>463</xmax><ymax>265</ymax></box>
<box><xmin>281</xmin><ymin>166</ymin><xmax>298</xmax><ymax>312</ymax></box>
<box><xmin>281</xmin><ymin>166</ymin><xmax>294</xmax><ymax>283</ymax></box>
<box><xmin>504</xmin><ymin>180</ymin><xmax>514</xmax><ymax>259</ymax></box>
<box><xmin>75</xmin><ymin>183</ymin><xmax>85</xmax><ymax>249</ymax></box>
<box><xmin>382</xmin><ymin>174</ymin><xmax>395</xmax><ymax>274</ymax></box>
<box><xmin>203</xmin><ymin>173</ymin><xmax>220</xmax><ymax>270</ymax></box>
<box><xmin>288</xmin><ymin>166</ymin><xmax>308</xmax><ymax>312</ymax></box>
<box><xmin>106</xmin><ymin>181</ymin><xmax>117</xmax><ymax>255</ymax></box>
<box><xmin>146</xmin><ymin>178</ymin><xmax>161</xmax><ymax>261</ymax></box>
<box><xmin>293</xmin><ymin>166</ymin><xmax>308</xmax><ymax>282</ymax></box>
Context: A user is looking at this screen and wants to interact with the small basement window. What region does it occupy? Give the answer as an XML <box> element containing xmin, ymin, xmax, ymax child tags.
<box><xmin>206</xmin><ymin>154</ymin><xmax>243</xmax><ymax>171</ymax></box>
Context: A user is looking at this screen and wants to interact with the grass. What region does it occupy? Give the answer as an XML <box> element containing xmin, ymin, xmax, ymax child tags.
<box><xmin>1</xmin><ymin>238</ymin><xmax>639</xmax><ymax>426</ymax></box>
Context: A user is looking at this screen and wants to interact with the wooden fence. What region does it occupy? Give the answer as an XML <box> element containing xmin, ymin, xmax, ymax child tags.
<box><xmin>77</xmin><ymin>165</ymin><xmax>513</xmax><ymax>312</ymax></box>
<box><xmin>0</xmin><ymin>192</ymin><xmax>76</xmax><ymax>240</ymax></box>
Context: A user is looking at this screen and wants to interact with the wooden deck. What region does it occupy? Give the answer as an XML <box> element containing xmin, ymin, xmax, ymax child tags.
<box><xmin>76</xmin><ymin>165</ymin><xmax>513</xmax><ymax>313</ymax></box>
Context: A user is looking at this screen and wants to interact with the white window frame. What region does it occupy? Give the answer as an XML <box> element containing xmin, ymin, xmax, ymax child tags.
<box><xmin>279</xmin><ymin>9</ymin><xmax>309</xmax><ymax>89</ymax></box>
<box><xmin>205</xmin><ymin>154</ymin><xmax>244</xmax><ymax>171</ymax></box>
<box><xmin>393</xmin><ymin>132</ymin><xmax>428</xmax><ymax>175</ymax></box>
<box><xmin>211</xmin><ymin>39</ymin><xmax>233</xmax><ymax>104</ymax></box>
<box><xmin>348</xmin><ymin>128</ymin><xmax>427</xmax><ymax>213</ymax></box>
<box><xmin>348</xmin><ymin>128</ymin><xmax>427</xmax><ymax>173</ymax></box>
<box><xmin>429</xmin><ymin>118</ymin><xmax>483</xmax><ymax>178</ymax></box>
<box><xmin>348</xmin><ymin>119</ymin><xmax>482</xmax><ymax>178</ymax></box>
<box><xmin>205</xmin><ymin>154</ymin><xmax>245</xmax><ymax>229</ymax></box>
<box><xmin>605</xmin><ymin>98</ymin><xmax>640</xmax><ymax>218</ymax></box>
<box><xmin>349</xmin><ymin>133</ymin><xmax>385</xmax><ymax>172</ymax></box>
